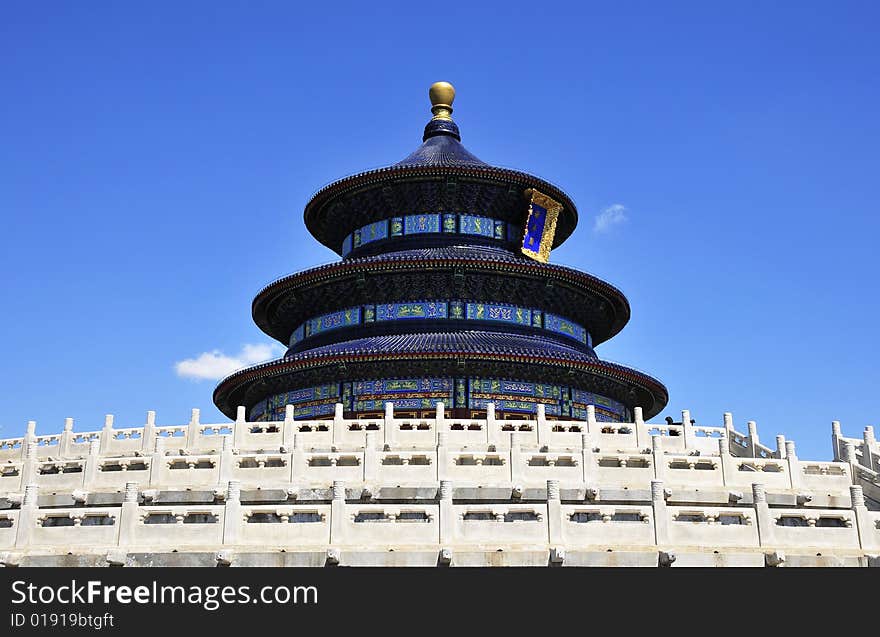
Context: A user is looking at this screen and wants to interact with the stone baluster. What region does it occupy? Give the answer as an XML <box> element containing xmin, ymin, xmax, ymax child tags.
<box><xmin>717</xmin><ymin>436</ymin><xmax>734</xmax><ymax>486</ymax></box>
<box><xmin>329</xmin><ymin>480</ymin><xmax>347</xmax><ymax>546</ymax></box>
<box><xmin>83</xmin><ymin>438</ymin><xmax>101</xmax><ymax>488</ymax></box>
<box><xmin>383</xmin><ymin>402</ymin><xmax>395</xmax><ymax>447</ymax></box>
<box><xmin>141</xmin><ymin>411</ymin><xmax>156</xmax><ymax>454</ymax></box>
<box><xmin>863</xmin><ymin>427</ymin><xmax>876</xmax><ymax>471</ymax></box>
<box><xmin>547</xmin><ymin>479</ymin><xmax>562</xmax><ymax>547</ymax></box>
<box><xmin>751</xmin><ymin>483</ymin><xmax>775</xmax><ymax>547</ymax></box>
<box><xmin>229</xmin><ymin>406</ymin><xmax>247</xmax><ymax>449</ymax></box>
<box><xmin>831</xmin><ymin>421</ymin><xmax>842</xmax><ymax>461</ymax></box>
<box><xmin>363</xmin><ymin>432</ymin><xmax>378</xmax><ymax>482</ymax></box>
<box><xmin>218</xmin><ymin>434</ymin><xmax>234</xmax><ymax>484</ymax></box>
<box><xmin>785</xmin><ymin>441</ymin><xmax>802</xmax><ymax>489</ymax></box>
<box><xmin>841</xmin><ymin>440</ymin><xmax>857</xmax><ymax>480</ymax></box>
<box><xmin>59</xmin><ymin>418</ymin><xmax>74</xmax><ymax>458</ymax></box>
<box><xmin>747</xmin><ymin>421</ymin><xmax>759</xmax><ymax>458</ymax></box>
<box><xmin>222</xmin><ymin>480</ymin><xmax>241</xmax><ymax>545</ymax></box>
<box><xmin>651</xmin><ymin>480</ymin><xmax>669</xmax><ymax>546</ymax></box>
<box><xmin>582</xmin><ymin>433</ymin><xmax>596</xmax><ymax>487</ymax></box>
<box><xmin>437</xmin><ymin>432</ymin><xmax>449</xmax><ymax>482</ymax></box>
<box><xmin>486</xmin><ymin>402</ymin><xmax>496</xmax><ymax>434</ymax></box>
<box><xmin>23</xmin><ymin>420</ymin><xmax>37</xmax><ymax>466</ymax></box>
<box><xmin>652</xmin><ymin>435</ymin><xmax>666</xmax><ymax>481</ymax></box>
<box><xmin>434</xmin><ymin>402</ymin><xmax>445</xmax><ymax>447</ymax></box>
<box><xmin>118</xmin><ymin>482</ymin><xmax>140</xmax><ymax>547</ymax></box>
<box><xmin>282</xmin><ymin>405</ymin><xmax>295</xmax><ymax>448</ymax></box>
<box><xmin>149</xmin><ymin>436</ymin><xmax>166</xmax><ymax>487</ymax></box>
<box><xmin>775</xmin><ymin>435</ymin><xmax>786</xmax><ymax>459</ymax></box>
<box><xmin>723</xmin><ymin>412</ymin><xmax>734</xmax><ymax>435</ymax></box>
<box><xmin>439</xmin><ymin>480</ymin><xmax>454</xmax><ymax>546</ymax></box>
<box><xmin>586</xmin><ymin>405</ymin><xmax>597</xmax><ymax>432</ymax></box>
<box><xmin>849</xmin><ymin>485</ymin><xmax>875</xmax><ymax>551</ymax></box>
<box><xmin>291</xmin><ymin>433</ymin><xmax>305</xmax><ymax>485</ymax></box>
<box><xmin>14</xmin><ymin>484</ymin><xmax>39</xmax><ymax>548</ymax></box>
<box><xmin>510</xmin><ymin>432</ymin><xmax>524</xmax><ymax>486</ymax></box>
<box><xmin>187</xmin><ymin>408</ymin><xmax>201</xmax><ymax>449</ymax></box>
<box><xmin>681</xmin><ymin>409</ymin><xmax>694</xmax><ymax>449</ymax></box>
<box><xmin>20</xmin><ymin>431</ymin><xmax>38</xmax><ymax>487</ymax></box>
<box><xmin>99</xmin><ymin>414</ymin><xmax>114</xmax><ymax>455</ymax></box>
<box><xmin>331</xmin><ymin>403</ymin><xmax>345</xmax><ymax>448</ymax></box>
<box><xmin>536</xmin><ymin>403</ymin><xmax>549</xmax><ymax>447</ymax></box>
<box><xmin>634</xmin><ymin>406</ymin><xmax>647</xmax><ymax>448</ymax></box>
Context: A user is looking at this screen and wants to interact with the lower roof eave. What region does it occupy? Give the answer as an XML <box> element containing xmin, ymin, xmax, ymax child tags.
<box><xmin>213</xmin><ymin>352</ymin><xmax>668</xmax><ymax>421</ymax></box>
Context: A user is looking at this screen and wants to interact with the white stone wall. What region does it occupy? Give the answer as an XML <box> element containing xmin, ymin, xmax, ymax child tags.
<box><xmin>0</xmin><ymin>405</ymin><xmax>878</xmax><ymax>567</ymax></box>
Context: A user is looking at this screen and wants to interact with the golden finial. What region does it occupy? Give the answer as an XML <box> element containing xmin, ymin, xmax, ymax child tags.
<box><xmin>429</xmin><ymin>81</ymin><xmax>455</xmax><ymax>121</ymax></box>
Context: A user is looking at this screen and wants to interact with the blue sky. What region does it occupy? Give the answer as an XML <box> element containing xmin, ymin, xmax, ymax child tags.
<box><xmin>1</xmin><ymin>2</ymin><xmax>877</xmax><ymax>460</ymax></box>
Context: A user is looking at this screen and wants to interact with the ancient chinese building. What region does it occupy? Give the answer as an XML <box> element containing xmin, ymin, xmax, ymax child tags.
<box><xmin>212</xmin><ymin>82</ymin><xmax>668</xmax><ymax>425</ymax></box>
<box><xmin>2</xmin><ymin>84</ymin><xmax>878</xmax><ymax>568</ymax></box>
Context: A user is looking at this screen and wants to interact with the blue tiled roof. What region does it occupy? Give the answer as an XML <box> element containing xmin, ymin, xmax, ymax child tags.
<box><xmin>395</xmin><ymin>132</ymin><xmax>489</xmax><ymax>169</ymax></box>
<box><xmin>285</xmin><ymin>330</ymin><xmax>598</xmax><ymax>362</ymax></box>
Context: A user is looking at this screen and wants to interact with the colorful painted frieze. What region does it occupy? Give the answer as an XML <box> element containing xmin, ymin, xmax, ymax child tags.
<box><xmin>404</xmin><ymin>213</ymin><xmax>441</xmax><ymax>234</ymax></box>
<box><xmin>376</xmin><ymin>302</ymin><xmax>447</xmax><ymax>321</ymax></box>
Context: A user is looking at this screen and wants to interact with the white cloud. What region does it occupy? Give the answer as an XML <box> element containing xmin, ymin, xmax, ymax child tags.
<box><xmin>175</xmin><ymin>342</ymin><xmax>284</xmax><ymax>381</ymax></box>
<box><xmin>593</xmin><ymin>203</ymin><xmax>628</xmax><ymax>233</ymax></box>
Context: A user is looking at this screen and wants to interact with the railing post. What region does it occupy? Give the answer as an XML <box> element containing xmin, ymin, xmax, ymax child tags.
<box><xmin>24</xmin><ymin>420</ymin><xmax>37</xmax><ymax>454</ymax></box>
<box><xmin>547</xmin><ymin>479</ymin><xmax>562</xmax><ymax>547</ymax></box>
<box><xmin>100</xmin><ymin>414</ymin><xmax>114</xmax><ymax>455</ymax></box>
<box><xmin>14</xmin><ymin>484</ymin><xmax>39</xmax><ymax>548</ymax></box>
<box><xmin>149</xmin><ymin>436</ymin><xmax>165</xmax><ymax>487</ymax></box>
<box><xmin>218</xmin><ymin>435</ymin><xmax>235</xmax><ymax>484</ymax></box>
<box><xmin>831</xmin><ymin>421</ymin><xmax>842</xmax><ymax>461</ymax></box>
<box><xmin>652</xmin><ymin>435</ymin><xmax>666</xmax><ymax>481</ymax></box>
<box><xmin>723</xmin><ymin>412</ymin><xmax>734</xmax><ymax>435</ymax></box>
<box><xmin>233</xmin><ymin>406</ymin><xmax>247</xmax><ymax>449</ymax></box>
<box><xmin>752</xmin><ymin>483</ymin><xmax>775</xmax><ymax>547</ymax></box>
<box><xmin>651</xmin><ymin>480</ymin><xmax>669</xmax><ymax>546</ymax></box>
<box><xmin>775</xmin><ymin>435</ymin><xmax>786</xmax><ymax>459</ymax></box>
<box><xmin>681</xmin><ymin>409</ymin><xmax>694</xmax><ymax>450</ymax></box>
<box><xmin>141</xmin><ymin>411</ymin><xmax>156</xmax><ymax>455</ymax></box>
<box><xmin>21</xmin><ymin>435</ymin><xmax>38</xmax><ymax>486</ymax></box>
<box><xmin>83</xmin><ymin>438</ymin><xmax>101</xmax><ymax>489</ymax></box>
<box><xmin>184</xmin><ymin>408</ymin><xmax>200</xmax><ymax>449</ymax></box>
<box><xmin>363</xmin><ymin>432</ymin><xmax>378</xmax><ymax>483</ymax></box>
<box><xmin>587</xmin><ymin>405</ymin><xmax>597</xmax><ymax>433</ymax></box>
<box><xmin>718</xmin><ymin>436</ymin><xmax>734</xmax><ymax>486</ymax></box>
<box><xmin>510</xmin><ymin>432</ymin><xmax>524</xmax><ymax>486</ymax></box>
<box><xmin>437</xmin><ymin>432</ymin><xmax>449</xmax><ymax>482</ymax></box>
<box><xmin>119</xmin><ymin>482</ymin><xmax>140</xmax><ymax>547</ymax></box>
<box><xmin>329</xmin><ymin>481</ymin><xmax>347</xmax><ymax>547</ymax></box>
<box><xmin>434</xmin><ymin>401</ymin><xmax>445</xmax><ymax>447</ymax></box>
<box><xmin>332</xmin><ymin>403</ymin><xmax>345</xmax><ymax>448</ymax></box>
<box><xmin>59</xmin><ymin>418</ymin><xmax>74</xmax><ymax>458</ymax></box>
<box><xmin>634</xmin><ymin>406</ymin><xmax>647</xmax><ymax>449</ymax></box>
<box><xmin>582</xmin><ymin>433</ymin><xmax>597</xmax><ymax>487</ymax></box>
<box><xmin>223</xmin><ymin>480</ymin><xmax>241</xmax><ymax>545</ymax></box>
<box><xmin>290</xmin><ymin>433</ymin><xmax>304</xmax><ymax>485</ymax></box>
<box><xmin>863</xmin><ymin>427</ymin><xmax>876</xmax><ymax>471</ymax></box>
<box><xmin>536</xmin><ymin>404</ymin><xmax>549</xmax><ymax>447</ymax></box>
<box><xmin>383</xmin><ymin>402</ymin><xmax>396</xmax><ymax>448</ymax></box>
<box><xmin>282</xmin><ymin>405</ymin><xmax>295</xmax><ymax>449</ymax></box>
<box><xmin>850</xmin><ymin>485</ymin><xmax>875</xmax><ymax>551</ymax></box>
<box><xmin>439</xmin><ymin>480</ymin><xmax>454</xmax><ymax>547</ymax></box>
<box><xmin>785</xmin><ymin>441</ymin><xmax>802</xmax><ymax>489</ymax></box>
<box><xmin>842</xmin><ymin>440</ymin><xmax>857</xmax><ymax>474</ymax></box>
<box><xmin>747</xmin><ymin>421</ymin><xmax>759</xmax><ymax>458</ymax></box>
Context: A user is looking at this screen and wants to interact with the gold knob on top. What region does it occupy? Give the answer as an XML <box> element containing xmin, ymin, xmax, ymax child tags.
<box><xmin>429</xmin><ymin>81</ymin><xmax>455</xmax><ymax>121</ymax></box>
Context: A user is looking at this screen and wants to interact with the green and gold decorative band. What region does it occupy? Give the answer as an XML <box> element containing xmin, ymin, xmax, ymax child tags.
<box><xmin>521</xmin><ymin>189</ymin><xmax>562</xmax><ymax>263</ymax></box>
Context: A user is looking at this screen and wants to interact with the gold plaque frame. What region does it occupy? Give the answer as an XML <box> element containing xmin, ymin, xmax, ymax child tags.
<box><xmin>520</xmin><ymin>188</ymin><xmax>562</xmax><ymax>263</ymax></box>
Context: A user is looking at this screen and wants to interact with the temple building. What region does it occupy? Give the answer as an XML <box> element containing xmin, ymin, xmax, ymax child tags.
<box><xmin>1</xmin><ymin>83</ymin><xmax>878</xmax><ymax>568</ymax></box>
<box><xmin>213</xmin><ymin>82</ymin><xmax>668</xmax><ymax>425</ymax></box>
